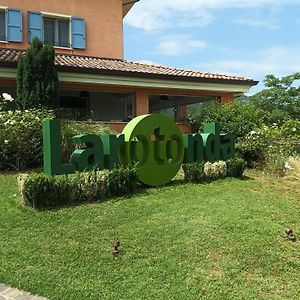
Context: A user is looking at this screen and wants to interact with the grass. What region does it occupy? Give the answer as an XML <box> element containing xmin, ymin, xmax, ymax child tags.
<box><xmin>0</xmin><ymin>171</ymin><xmax>300</xmax><ymax>299</ymax></box>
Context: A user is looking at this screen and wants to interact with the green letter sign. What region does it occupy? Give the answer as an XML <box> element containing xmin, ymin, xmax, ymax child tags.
<box><xmin>43</xmin><ymin>114</ymin><xmax>235</xmax><ymax>186</ymax></box>
<box><xmin>119</xmin><ymin>114</ymin><xmax>184</xmax><ymax>186</ymax></box>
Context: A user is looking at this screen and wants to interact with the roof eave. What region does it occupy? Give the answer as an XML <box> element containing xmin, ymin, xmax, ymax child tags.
<box><xmin>123</xmin><ymin>0</ymin><xmax>139</xmax><ymax>17</ymax></box>
<box><xmin>0</xmin><ymin>62</ymin><xmax>258</xmax><ymax>87</ymax></box>
<box><xmin>56</xmin><ymin>65</ymin><xmax>259</xmax><ymax>86</ymax></box>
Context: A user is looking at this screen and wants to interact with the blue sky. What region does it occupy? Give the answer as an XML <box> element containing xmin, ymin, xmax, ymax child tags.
<box><xmin>123</xmin><ymin>0</ymin><xmax>300</xmax><ymax>94</ymax></box>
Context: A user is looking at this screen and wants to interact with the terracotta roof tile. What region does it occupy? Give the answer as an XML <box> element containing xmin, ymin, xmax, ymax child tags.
<box><xmin>0</xmin><ymin>48</ymin><xmax>258</xmax><ymax>85</ymax></box>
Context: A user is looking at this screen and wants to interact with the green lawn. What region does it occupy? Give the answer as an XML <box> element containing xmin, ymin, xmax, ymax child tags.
<box><xmin>0</xmin><ymin>172</ymin><xmax>300</xmax><ymax>299</ymax></box>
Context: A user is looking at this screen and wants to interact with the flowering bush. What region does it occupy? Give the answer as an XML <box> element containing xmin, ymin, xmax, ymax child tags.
<box><xmin>281</xmin><ymin>119</ymin><xmax>300</xmax><ymax>147</ymax></box>
<box><xmin>237</xmin><ymin>123</ymin><xmax>297</xmax><ymax>174</ymax></box>
<box><xmin>204</xmin><ymin>161</ymin><xmax>227</xmax><ymax>179</ymax></box>
<box><xmin>0</xmin><ymin>93</ymin><xmax>15</xmax><ymax>111</ymax></box>
<box><xmin>0</xmin><ymin>108</ymin><xmax>54</xmax><ymax>170</ymax></box>
<box><xmin>0</xmin><ymin>93</ymin><xmax>114</xmax><ymax>171</ymax></box>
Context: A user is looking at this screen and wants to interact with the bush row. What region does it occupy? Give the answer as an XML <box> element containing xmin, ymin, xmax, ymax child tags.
<box><xmin>182</xmin><ymin>157</ymin><xmax>246</xmax><ymax>183</ymax></box>
<box><xmin>188</xmin><ymin>101</ymin><xmax>300</xmax><ymax>174</ymax></box>
<box><xmin>19</xmin><ymin>167</ymin><xmax>138</xmax><ymax>210</ymax></box>
<box><xmin>19</xmin><ymin>158</ymin><xmax>246</xmax><ymax>210</ymax></box>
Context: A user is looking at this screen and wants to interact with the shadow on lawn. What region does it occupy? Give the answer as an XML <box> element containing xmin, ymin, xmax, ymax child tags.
<box><xmin>13</xmin><ymin>168</ymin><xmax>254</xmax><ymax>212</ymax></box>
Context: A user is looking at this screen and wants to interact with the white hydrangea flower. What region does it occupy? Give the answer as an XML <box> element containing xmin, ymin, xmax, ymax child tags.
<box><xmin>204</xmin><ymin>161</ymin><xmax>227</xmax><ymax>178</ymax></box>
<box><xmin>4</xmin><ymin>139</ymin><xmax>9</xmax><ymax>145</ymax></box>
<box><xmin>284</xmin><ymin>161</ymin><xmax>292</xmax><ymax>170</ymax></box>
<box><xmin>2</xmin><ymin>93</ymin><xmax>14</xmax><ymax>102</ymax></box>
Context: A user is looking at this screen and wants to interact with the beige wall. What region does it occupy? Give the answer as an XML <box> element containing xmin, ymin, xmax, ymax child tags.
<box><xmin>0</xmin><ymin>0</ymin><xmax>124</xmax><ymax>58</ymax></box>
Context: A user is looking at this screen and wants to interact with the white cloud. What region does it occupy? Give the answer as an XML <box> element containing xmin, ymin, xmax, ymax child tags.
<box><xmin>125</xmin><ymin>0</ymin><xmax>300</xmax><ymax>30</ymax></box>
<box><xmin>196</xmin><ymin>46</ymin><xmax>300</xmax><ymax>81</ymax></box>
<box><xmin>233</xmin><ymin>7</ymin><xmax>280</xmax><ymax>29</ymax></box>
<box><xmin>234</xmin><ymin>18</ymin><xmax>279</xmax><ymax>29</ymax></box>
<box><xmin>156</xmin><ymin>36</ymin><xmax>209</xmax><ymax>56</ymax></box>
<box><xmin>195</xmin><ymin>46</ymin><xmax>300</xmax><ymax>95</ymax></box>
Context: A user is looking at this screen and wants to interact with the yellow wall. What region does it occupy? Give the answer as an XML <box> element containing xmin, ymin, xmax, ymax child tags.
<box><xmin>0</xmin><ymin>0</ymin><xmax>124</xmax><ymax>58</ymax></box>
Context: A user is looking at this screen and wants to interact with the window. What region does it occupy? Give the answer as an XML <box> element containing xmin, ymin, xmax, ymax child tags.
<box><xmin>29</xmin><ymin>12</ymin><xmax>86</xmax><ymax>49</ymax></box>
<box><xmin>58</xmin><ymin>91</ymin><xmax>134</xmax><ymax>122</ymax></box>
<box><xmin>0</xmin><ymin>8</ymin><xmax>22</xmax><ymax>42</ymax></box>
<box><xmin>0</xmin><ymin>10</ymin><xmax>5</xmax><ymax>41</ymax></box>
<box><xmin>44</xmin><ymin>17</ymin><xmax>70</xmax><ymax>48</ymax></box>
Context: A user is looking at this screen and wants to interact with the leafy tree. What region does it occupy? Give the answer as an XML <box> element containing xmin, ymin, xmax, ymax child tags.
<box><xmin>17</xmin><ymin>37</ymin><xmax>58</xmax><ymax>110</ymax></box>
<box><xmin>249</xmin><ymin>73</ymin><xmax>300</xmax><ymax>120</ymax></box>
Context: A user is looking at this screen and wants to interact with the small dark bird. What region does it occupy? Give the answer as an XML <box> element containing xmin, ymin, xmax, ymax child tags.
<box><xmin>285</xmin><ymin>228</ymin><xmax>297</xmax><ymax>242</ymax></box>
<box><xmin>285</xmin><ymin>228</ymin><xmax>293</xmax><ymax>236</ymax></box>
<box><xmin>112</xmin><ymin>241</ymin><xmax>120</xmax><ymax>256</ymax></box>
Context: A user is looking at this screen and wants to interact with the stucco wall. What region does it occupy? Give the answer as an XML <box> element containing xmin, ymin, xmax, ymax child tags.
<box><xmin>0</xmin><ymin>0</ymin><xmax>124</xmax><ymax>58</ymax></box>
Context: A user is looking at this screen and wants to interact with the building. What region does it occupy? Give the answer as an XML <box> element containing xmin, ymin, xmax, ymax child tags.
<box><xmin>0</xmin><ymin>0</ymin><xmax>258</xmax><ymax>132</ymax></box>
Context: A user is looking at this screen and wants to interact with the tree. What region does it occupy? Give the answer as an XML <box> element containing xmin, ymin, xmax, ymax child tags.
<box><xmin>249</xmin><ymin>73</ymin><xmax>300</xmax><ymax>120</ymax></box>
<box><xmin>17</xmin><ymin>37</ymin><xmax>58</xmax><ymax>110</ymax></box>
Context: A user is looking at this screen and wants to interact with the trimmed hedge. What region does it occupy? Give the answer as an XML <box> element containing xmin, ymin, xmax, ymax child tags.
<box><xmin>182</xmin><ymin>163</ymin><xmax>205</xmax><ymax>183</ymax></box>
<box><xmin>226</xmin><ymin>157</ymin><xmax>247</xmax><ymax>177</ymax></box>
<box><xmin>18</xmin><ymin>158</ymin><xmax>247</xmax><ymax>210</ymax></box>
<box><xmin>182</xmin><ymin>158</ymin><xmax>246</xmax><ymax>182</ymax></box>
<box><xmin>18</xmin><ymin>167</ymin><xmax>138</xmax><ymax>209</ymax></box>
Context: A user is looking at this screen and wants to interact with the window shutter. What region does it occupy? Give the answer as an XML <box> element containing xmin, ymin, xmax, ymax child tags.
<box><xmin>72</xmin><ymin>17</ymin><xmax>86</xmax><ymax>49</ymax></box>
<box><xmin>28</xmin><ymin>11</ymin><xmax>42</xmax><ymax>43</ymax></box>
<box><xmin>7</xmin><ymin>9</ymin><xmax>23</xmax><ymax>42</ymax></box>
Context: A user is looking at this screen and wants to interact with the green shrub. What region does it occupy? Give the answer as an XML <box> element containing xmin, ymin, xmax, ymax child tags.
<box><xmin>280</xmin><ymin>119</ymin><xmax>300</xmax><ymax>142</ymax></box>
<box><xmin>19</xmin><ymin>167</ymin><xmax>138</xmax><ymax>209</ymax></box>
<box><xmin>69</xmin><ymin>170</ymin><xmax>108</xmax><ymax>203</ymax></box>
<box><xmin>21</xmin><ymin>173</ymin><xmax>59</xmax><ymax>209</ymax></box>
<box><xmin>237</xmin><ymin>124</ymin><xmax>295</xmax><ymax>168</ymax></box>
<box><xmin>61</xmin><ymin>121</ymin><xmax>114</xmax><ymax>162</ymax></box>
<box><xmin>103</xmin><ymin>167</ymin><xmax>138</xmax><ymax>197</ymax></box>
<box><xmin>0</xmin><ymin>109</ymin><xmax>54</xmax><ymax>170</ymax></box>
<box><xmin>262</xmin><ymin>109</ymin><xmax>290</xmax><ymax>126</ymax></box>
<box><xmin>189</xmin><ymin>102</ymin><xmax>264</xmax><ymax>139</ymax></box>
<box><xmin>182</xmin><ymin>163</ymin><xmax>205</xmax><ymax>183</ymax></box>
<box><xmin>226</xmin><ymin>157</ymin><xmax>247</xmax><ymax>177</ymax></box>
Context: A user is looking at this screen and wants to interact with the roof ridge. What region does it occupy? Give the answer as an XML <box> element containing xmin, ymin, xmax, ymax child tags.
<box><xmin>122</xmin><ymin>59</ymin><xmax>252</xmax><ymax>80</ymax></box>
